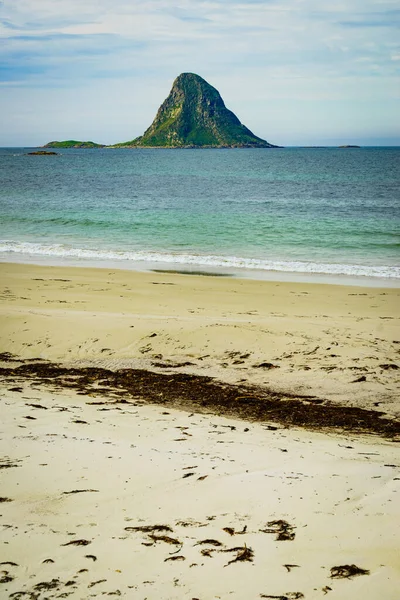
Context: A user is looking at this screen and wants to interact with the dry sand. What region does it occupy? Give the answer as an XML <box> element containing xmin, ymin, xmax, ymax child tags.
<box><xmin>0</xmin><ymin>262</ymin><xmax>399</xmax><ymax>599</ymax></box>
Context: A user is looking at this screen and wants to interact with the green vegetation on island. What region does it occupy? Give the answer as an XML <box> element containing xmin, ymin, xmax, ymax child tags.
<box><xmin>43</xmin><ymin>140</ymin><xmax>105</xmax><ymax>148</ymax></box>
<box><xmin>112</xmin><ymin>73</ymin><xmax>277</xmax><ymax>148</ymax></box>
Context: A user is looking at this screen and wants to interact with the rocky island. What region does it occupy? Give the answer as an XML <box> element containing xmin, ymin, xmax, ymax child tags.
<box><xmin>112</xmin><ymin>73</ymin><xmax>277</xmax><ymax>148</ymax></box>
<box><xmin>41</xmin><ymin>74</ymin><xmax>277</xmax><ymax>149</ymax></box>
<box><xmin>27</xmin><ymin>150</ymin><xmax>59</xmax><ymax>155</ymax></box>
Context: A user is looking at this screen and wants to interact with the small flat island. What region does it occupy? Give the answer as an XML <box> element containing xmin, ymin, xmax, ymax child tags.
<box><xmin>43</xmin><ymin>140</ymin><xmax>105</xmax><ymax>148</ymax></box>
<box><xmin>27</xmin><ymin>150</ymin><xmax>59</xmax><ymax>155</ymax></box>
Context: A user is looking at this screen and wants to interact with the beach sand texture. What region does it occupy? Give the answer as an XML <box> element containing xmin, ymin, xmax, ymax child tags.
<box><xmin>1</xmin><ymin>262</ymin><xmax>399</xmax><ymax>599</ymax></box>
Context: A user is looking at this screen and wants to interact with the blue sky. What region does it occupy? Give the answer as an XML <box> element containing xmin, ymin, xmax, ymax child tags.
<box><xmin>0</xmin><ymin>0</ymin><xmax>399</xmax><ymax>146</ymax></box>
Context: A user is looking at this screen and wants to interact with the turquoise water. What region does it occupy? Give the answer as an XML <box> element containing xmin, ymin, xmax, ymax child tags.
<box><xmin>0</xmin><ymin>147</ymin><xmax>399</xmax><ymax>282</ymax></box>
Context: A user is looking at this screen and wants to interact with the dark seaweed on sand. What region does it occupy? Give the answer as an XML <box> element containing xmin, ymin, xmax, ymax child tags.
<box><xmin>0</xmin><ymin>458</ymin><xmax>21</xmax><ymax>469</ymax></box>
<box><xmin>88</xmin><ymin>579</ymin><xmax>107</xmax><ymax>588</ymax></box>
<box><xmin>283</xmin><ymin>564</ymin><xmax>300</xmax><ymax>572</ymax></box>
<box><xmin>201</xmin><ymin>548</ymin><xmax>216</xmax><ymax>557</ymax></box>
<box><xmin>61</xmin><ymin>539</ymin><xmax>91</xmax><ymax>546</ymax></box>
<box><xmin>8</xmin><ymin>578</ymin><xmax>79</xmax><ymax>599</ymax></box>
<box><xmin>0</xmin><ymin>352</ymin><xmax>20</xmax><ymax>363</ymax></box>
<box><xmin>260</xmin><ymin>520</ymin><xmax>296</xmax><ymax>541</ymax></box>
<box><xmin>148</xmin><ymin>534</ymin><xmax>181</xmax><ymax>545</ymax></box>
<box><xmin>1</xmin><ymin>360</ymin><xmax>399</xmax><ymax>437</ymax></box>
<box><xmin>33</xmin><ymin>579</ymin><xmax>60</xmax><ymax>592</ymax></box>
<box><xmin>260</xmin><ymin>594</ymin><xmax>304</xmax><ymax>600</ymax></box>
<box><xmin>124</xmin><ymin>525</ymin><xmax>173</xmax><ymax>533</ymax></box>
<box><xmin>223</xmin><ymin>526</ymin><xmax>247</xmax><ymax>536</ymax></box>
<box><xmin>330</xmin><ymin>564</ymin><xmax>370</xmax><ymax>578</ymax></box>
<box><xmin>62</xmin><ymin>489</ymin><xmax>99</xmax><ymax>494</ymax></box>
<box><xmin>195</xmin><ymin>539</ymin><xmax>223</xmax><ymax>546</ymax></box>
<box><xmin>223</xmin><ymin>545</ymin><xmax>254</xmax><ymax>566</ymax></box>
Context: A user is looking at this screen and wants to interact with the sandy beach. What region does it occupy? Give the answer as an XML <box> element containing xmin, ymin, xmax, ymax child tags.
<box><xmin>1</xmin><ymin>262</ymin><xmax>399</xmax><ymax>599</ymax></box>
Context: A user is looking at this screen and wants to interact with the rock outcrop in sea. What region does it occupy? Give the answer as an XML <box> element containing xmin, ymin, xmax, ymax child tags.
<box><xmin>27</xmin><ymin>150</ymin><xmax>59</xmax><ymax>155</ymax></box>
<box><xmin>114</xmin><ymin>73</ymin><xmax>277</xmax><ymax>148</ymax></box>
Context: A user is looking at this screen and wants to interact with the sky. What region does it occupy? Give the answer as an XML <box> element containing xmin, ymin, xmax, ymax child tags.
<box><xmin>0</xmin><ymin>0</ymin><xmax>399</xmax><ymax>146</ymax></box>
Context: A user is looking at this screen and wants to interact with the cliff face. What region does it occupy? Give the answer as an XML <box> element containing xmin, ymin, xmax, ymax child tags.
<box><xmin>117</xmin><ymin>73</ymin><xmax>276</xmax><ymax>148</ymax></box>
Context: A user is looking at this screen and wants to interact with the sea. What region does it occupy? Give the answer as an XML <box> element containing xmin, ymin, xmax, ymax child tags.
<box><xmin>1</xmin><ymin>147</ymin><xmax>399</xmax><ymax>286</ymax></box>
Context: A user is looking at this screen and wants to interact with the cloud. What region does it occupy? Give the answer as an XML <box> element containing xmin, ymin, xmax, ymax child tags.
<box><xmin>338</xmin><ymin>7</ymin><xmax>400</xmax><ymax>28</ymax></box>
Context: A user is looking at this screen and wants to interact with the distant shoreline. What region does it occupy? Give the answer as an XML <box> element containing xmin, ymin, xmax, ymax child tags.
<box><xmin>3</xmin><ymin>145</ymin><xmax>400</xmax><ymax>149</ymax></box>
<box><xmin>42</xmin><ymin>142</ymin><xmax>360</xmax><ymax>149</ymax></box>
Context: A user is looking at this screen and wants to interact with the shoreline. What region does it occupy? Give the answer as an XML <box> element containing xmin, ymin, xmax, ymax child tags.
<box><xmin>1</xmin><ymin>256</ymin><xmax>399</xmax><ymax>288</ymax></box>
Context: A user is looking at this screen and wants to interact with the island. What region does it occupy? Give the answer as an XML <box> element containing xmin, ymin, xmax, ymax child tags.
<box><xmin>111</xmin><ymin>73</ymin><xmax>278</xmax><ymax>149</ymax></box>
<box><xmin>42</xmin><ymin>140</ymin><xmax>105</xmax><ymax>149</ymax></box>
<box><xmin>27</xmin><ymin>150</ymin><xmax>59</xmax><ymax>156</ymax></box>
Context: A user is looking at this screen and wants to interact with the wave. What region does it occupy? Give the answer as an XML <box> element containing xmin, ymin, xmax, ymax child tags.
<box><xmin>0</xmin><ymin>240</ymin><xmax>399</xmax><ymax>279</ymax></box>
<box><xmin>0</xmin><ymin>215</ymin><xmax>119</xmax><ymax>228</ymax></box>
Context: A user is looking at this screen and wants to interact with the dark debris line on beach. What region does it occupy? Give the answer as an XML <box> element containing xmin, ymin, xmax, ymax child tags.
<box><xmin>1</xmin><ymin>358</ymin><xmax>399</xmax><ymax>438</ymax></box>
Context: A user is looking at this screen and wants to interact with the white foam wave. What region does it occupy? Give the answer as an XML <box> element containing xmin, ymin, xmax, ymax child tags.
<box><xmin>0</xmin><ymin>240</ymin><xmax>399</xmax><ymax>279</ymax></box>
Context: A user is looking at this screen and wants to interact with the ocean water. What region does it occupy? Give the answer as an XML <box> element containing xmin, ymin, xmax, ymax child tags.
<box><xmin>1</xmin><ymin>147</ymin><xmax>399</xmax><ymax>284</ymax></box>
